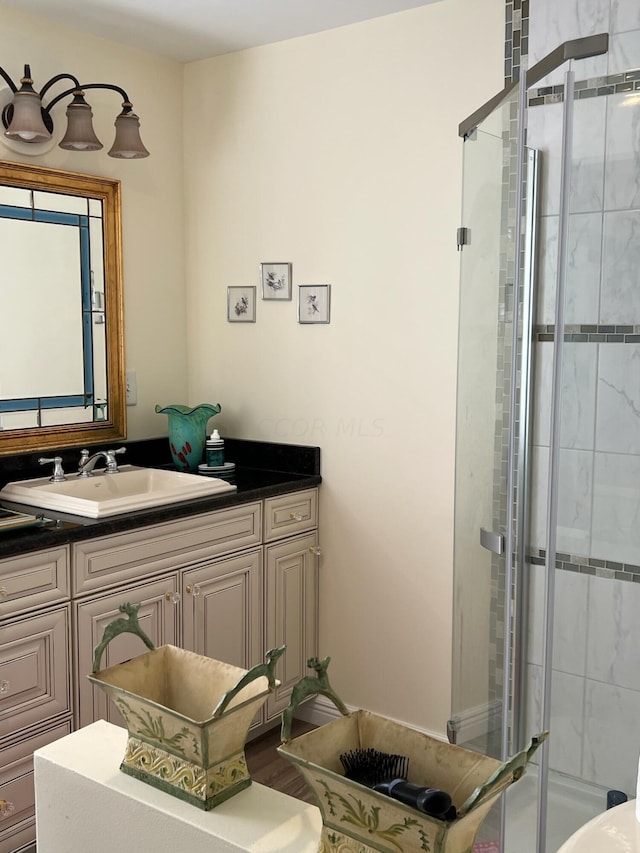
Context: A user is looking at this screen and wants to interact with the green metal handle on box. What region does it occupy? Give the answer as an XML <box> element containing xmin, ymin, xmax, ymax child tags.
<box><xmin>212</xmin><ymin>644</ymin><xmax>286</xmax><ymax>718</ymax></box>
<box><xmin>92</xmin><ymin>602</ymin><xmax>155</xmax><ymax>673</ymax></box>
<box><xmin>279</xmin><ymin>655</ymin><xmax>548</xmax><ymax>817</ymax></box>
<box><xmin>458</xmin><ymin>731</ymin><xmax>549</xmax><ymax>817</ymax></box>
<box><xmin>281</xmin><ymin>655</ymin><xmax>350</xmax><ymax>742</ymax></box>
<box><xmin>92</xmin><ymin>603</ymin><xmax>286</xmax><ymax>717</ymax></box>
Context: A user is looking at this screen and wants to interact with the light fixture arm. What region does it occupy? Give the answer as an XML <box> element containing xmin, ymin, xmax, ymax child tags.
<box><xmin>0</xmin><ymin>64</ymin><xmax>131</xmax><ymax>113</ymax></box>
<box><xmin>0</xmin><ymin>65</ymin><xmax>17</xmax><ymax>93</ymax></box>
<box><xmin>44</xmin><ymin>82</ymin><xmax>133</xmax><ymax>115</ymax></box>
<box><xmin>38</xmin><ymin>70</ymin><xmax>81</xmax><ymax>101</ymax></box>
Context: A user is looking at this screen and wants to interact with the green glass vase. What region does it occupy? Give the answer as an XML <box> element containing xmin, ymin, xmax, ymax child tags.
<box><xmin>155</xmin><ymin>403</ymin><xmax>221</xmax><ymax>472</ymax></box>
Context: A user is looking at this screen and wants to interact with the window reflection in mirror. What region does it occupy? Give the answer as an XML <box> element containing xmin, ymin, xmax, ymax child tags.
<box><xmin>0</xmin><ymin>161</ymin><xmax>125</xmax><ymax>456</ymax></box>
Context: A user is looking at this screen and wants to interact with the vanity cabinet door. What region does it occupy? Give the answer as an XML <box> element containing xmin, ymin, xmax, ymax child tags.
<box><xmin>182</xmin><ymin>549</ymin><xmax>263</xmax><ymax>729</ymax></box>
<box><xmin>182</xmin><ymin>548</ymin><xmax>262</xmax><ymax>669</ymax></box>
<box><xmin>264</xmin><ymin>532</ymin><xmax>319</xmax><ymax>720</ymax></box>
<box><xmin>75</xmin><ymin>575</ymin><xmax>179</xmax><ymax>728</ymax></box>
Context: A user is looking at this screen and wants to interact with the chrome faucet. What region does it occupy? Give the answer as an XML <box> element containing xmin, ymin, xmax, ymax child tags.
<box><xmin>77</xmin><ymin>447</ymin><xmax>126</xmax><ymax>477</ymax></box>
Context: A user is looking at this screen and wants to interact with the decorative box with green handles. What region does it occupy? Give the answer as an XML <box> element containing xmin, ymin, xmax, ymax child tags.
<box><xmin>278</xmin><ymin>656</ymin><xmax>547</xmax><ymax>853</ymax></box>
<box><xmin>88</xmin><ymin>602</ymin><xmax>283</xmax><ymax>810</ymax></box>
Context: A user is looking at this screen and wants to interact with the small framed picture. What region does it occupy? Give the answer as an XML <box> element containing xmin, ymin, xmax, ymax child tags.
<box><xmin>261</xmin><ymin>262</ymin><xmax>292</xmax><ymax>300</ymax></box>
<box><xmin>227</xmin><ymin>286</ymin><xmax>256</xmax><ymax>322</ymax></box>
<box><xmin>298</xmin><ymin>284</ymin><xmax>331</xmax><ymax>324</ymax></box>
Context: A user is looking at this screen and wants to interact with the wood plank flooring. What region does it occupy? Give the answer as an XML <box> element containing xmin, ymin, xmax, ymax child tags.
<box><xmin>244</xmin><ymin>719</ymin><xmax>317</xmax><ymax>804</ymax></box>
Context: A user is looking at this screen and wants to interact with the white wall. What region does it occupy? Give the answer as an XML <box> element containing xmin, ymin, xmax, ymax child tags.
<box><xmin>0</xmin><ymin>5</ymin><xmax>187</xmax><ymax>439</ymax></box>
<box><xmin>183</xmin><ymin>1</ymin><xmax>503</xmax><ymax>734</ymax></box>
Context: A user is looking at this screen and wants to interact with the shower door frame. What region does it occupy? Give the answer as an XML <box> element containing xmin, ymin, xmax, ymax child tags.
<box><xmin>455</xmin><ymin>32</ymin><xmax>610</xmax><ymax>853</ymax></box>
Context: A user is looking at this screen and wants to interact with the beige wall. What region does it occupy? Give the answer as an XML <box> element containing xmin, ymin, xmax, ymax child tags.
<box><xmin>1</xmin><ymin>0</ymin><xmax>503</xmax><ymax>735</ymax></box>
<box><xmin>0</xmin><ymin>5</ymin><xmax>186</xmax><ymax>439</ymax></box>
<box><xmin>183</xmin><ymin>1</ymin><xmax>503</xmax><ymax>734</ymax></box>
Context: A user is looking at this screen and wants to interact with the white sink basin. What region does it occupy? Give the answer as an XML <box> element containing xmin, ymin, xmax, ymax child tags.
<box><xmin>0</xmin><ymin>465</ymin><xmax>236</xmax><ymax>519</ymax></box>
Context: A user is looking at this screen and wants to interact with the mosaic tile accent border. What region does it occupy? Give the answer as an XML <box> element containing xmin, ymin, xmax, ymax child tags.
<box><xmin>528</xmin><ymin>548</ymin><xmax>640</xmax><ymax>583</ymax></box>
<box><xmin>505</xmin><ymin>0</ymin><xmax>530</xmax><ymax>82</ymax></box>
<box><xmin>529</xmin><ymin>69</ymin><xmax>640</xmax><ymax>105</ymax></box>
<box><xmin>535</xmin><ymin>324</ymin><xmax>640</xmax><ymax>342</ymax></box>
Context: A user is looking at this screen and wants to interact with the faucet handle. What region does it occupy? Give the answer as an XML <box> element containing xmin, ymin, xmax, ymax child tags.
<box><xmin>38</xmin><ymin>456</ymin><xmax>66</xmax><ymax>483</ymax></box>
<box><xmin>105</xmin><ymin>447</ymin><xmax>126</xmax><ymax>473</ymax></box>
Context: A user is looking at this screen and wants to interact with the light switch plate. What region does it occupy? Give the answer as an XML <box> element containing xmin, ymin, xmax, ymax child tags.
<box><xmin>126</xmin><ymin>370</ymin><xmax>137</xmax><ymax>406</ymax></box>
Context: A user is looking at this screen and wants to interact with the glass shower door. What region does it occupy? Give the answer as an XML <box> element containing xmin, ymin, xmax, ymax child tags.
<box><xmin>451</xmin><ymin>84</ymin><xmax>519</xmax><ymax>757</ymax></box>
<box><xmin>452</xmin><ymin>80</ymin><xmax>539</xmax><ymax>848</ymax></box>
<box><xmin>449</xmin><ymin>116</ymin><xmax>506</xmax><ymax>754</ymax></box>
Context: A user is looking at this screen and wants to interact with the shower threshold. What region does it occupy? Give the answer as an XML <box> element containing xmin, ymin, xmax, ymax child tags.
<box><xmin>476</xmin><ymin>766</ymin><xmax>607</xmax><ymax>852</ymax></box>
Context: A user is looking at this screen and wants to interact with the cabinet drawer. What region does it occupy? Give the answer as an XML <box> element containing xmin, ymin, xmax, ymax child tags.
<box><xmin>0</xmin><ymin>606</ymin><xmax>70</xmax><ymax>740</ymax></box>
<box><xmin>0</xmin><ymin>719</ymin><xmax>71</xmax><ymax>853</ymax></box>
<box><xmin>0</xmin><ymin>548</ymin><xmax>69</xmax><ymax>618</ymax></box>
<box><xmin>264</xmin><ymin>489</ymin><xmax>318</xmax><ymax>542</ymax></box>
<box><xmin>73</xmin><ymin>502</ymin><xmax>262</xmax><ymax>595</ymax></box>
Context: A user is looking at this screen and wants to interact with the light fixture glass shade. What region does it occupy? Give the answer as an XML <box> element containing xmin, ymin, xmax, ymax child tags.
<box><xmin>5</xmin><ymin>89</ymin><xmax>51</xmax><ymax>142</ymax></box>
<box><xmin>108</xmin><ymin>111</ymin><xmax>149</xmax><ymax>159</ymax></box>
<box><xmin>59</xmin><ymin>93</ymin><xmax>103</xmax><ymax>151</ymax></box>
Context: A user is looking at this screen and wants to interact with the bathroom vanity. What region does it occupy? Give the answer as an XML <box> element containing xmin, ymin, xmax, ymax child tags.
<box><xmin>0</xmin><ymin>438</ymin><xmax>321</xmax><ymax>853</ymax></box>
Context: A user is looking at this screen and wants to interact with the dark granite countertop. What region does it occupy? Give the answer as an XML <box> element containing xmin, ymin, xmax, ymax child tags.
<box><xmin>0</xmin><ymin>437</ymin><xmax>321</xmax><ymax>560</ymax></box>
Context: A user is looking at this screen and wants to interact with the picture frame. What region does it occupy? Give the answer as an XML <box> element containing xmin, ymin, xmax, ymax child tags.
<box><xmin>260</xmin><ymin>262</ymin><xmax>292</xmax><ymax>301</ymax></box>
<box><xmin>298</xmin><ymin>284</ymin><xmax>331</xmax><ymax>324</ymax></box>
<box><xmin>227</xmin><ymin>286</ymin><xmax>256</xmax><ymax>322</ymax></box>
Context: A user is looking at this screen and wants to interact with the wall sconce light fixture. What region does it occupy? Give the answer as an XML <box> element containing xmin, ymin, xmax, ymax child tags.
<box><xmin>0</xmin><ymin>64</ymin><xmax>149</xmax><ymax>158</ymax></box>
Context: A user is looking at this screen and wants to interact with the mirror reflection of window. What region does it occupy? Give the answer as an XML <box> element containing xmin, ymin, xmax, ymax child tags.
<box><xmin>0</xmin><ymin>161</ymin><xmax>125</xmax><ymax>456</ymax></box>
<box><xmin>0</xmin><ymin>185</ymin><xmax>106</xmax><ymax>430</ymax></box>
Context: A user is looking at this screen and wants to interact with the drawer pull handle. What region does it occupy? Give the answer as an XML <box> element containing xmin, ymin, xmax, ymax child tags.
<box><xmin>0</xmin><ymin>800</ymin><xmax>14</xmax><ymax>818</ymax></box>
<box><xmin>309</xmin><ymin>546</ymin><xmax>322</xmax><ymax>556</ymax></box>
<box><xmin>290</xmin><ymin>511</ymin><xmax>304</xmax><ymax>521</ymax></box>
<box><xmin>0</xmin><ymin>680</ymin><xmax>9</xmax><ymax>695</ymax></box>
<box><xmin>186</xmin><ymin>584</ymin><xmax>201</xmax><ymax>596</ymax></box>
<box><xmin>165</xmin><ymin>591</ymin><xmax>181</xmax><ymax>604</ymax></box>
<box><xmin>0</xmin><ymin>587</ymin><xmax>6</xmax><ymax>599</ymax></box>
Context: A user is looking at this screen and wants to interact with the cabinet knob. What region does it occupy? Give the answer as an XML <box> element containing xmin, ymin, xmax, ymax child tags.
<box><xmin>290</xmin><ymin>511</ymin><xmax>304</xmax><ymax>521</ymax></box>
<box><xmin>165</xmin><ymin>591</ymin><xmax>181</xmax><ymax>604</ymax></box>
<box><xmin>0</xmin><ymin>587</ymin><xmax>6</xmax><ymax>599</ymax></box>
<box><xmin>0</xmin><ymin>800</ymin><xmax>14</xmax><ymax>818</ymax></box>
<box><xmin>0</xmin><ymin>680</ymin><xmax>9</xmax><ymax>695</ymax></box>
<box><xmin>185</xmin><ymin>584</ymin><xmax>201</xmax><ymax>596</ymax></box>
<box><xmin>308</xmin><ymin>546</ymin><xmax>322</xmax><ymax>556</ymax></box>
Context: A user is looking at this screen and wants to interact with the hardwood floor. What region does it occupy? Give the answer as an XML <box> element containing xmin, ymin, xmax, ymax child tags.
<box><xmin>244</xmin><ymin>719</ymin><xmax>317</xmax><ymax>804</ymax></box>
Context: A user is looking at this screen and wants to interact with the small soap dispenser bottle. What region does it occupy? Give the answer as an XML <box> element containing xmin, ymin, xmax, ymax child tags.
<box><xmin>206</xmin><ymin>428</ymin><xmax>225</xmax><ymax>467</ymax></box>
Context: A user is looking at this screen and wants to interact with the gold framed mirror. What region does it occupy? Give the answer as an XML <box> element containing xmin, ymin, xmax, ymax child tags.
<box><xmin>0</xmin><ymin>160</ymin><xmax>125</xmax><ymax>455</ymax></box>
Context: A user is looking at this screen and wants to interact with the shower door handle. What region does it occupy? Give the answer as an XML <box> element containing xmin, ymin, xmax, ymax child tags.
<box><xmin>480</xmin><ymin>527</ymin><xmax>504</xmax><ymax>555</ymax></box>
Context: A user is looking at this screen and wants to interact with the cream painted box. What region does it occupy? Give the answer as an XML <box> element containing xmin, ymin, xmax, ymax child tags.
<box><xmin>279</xmin><ymin>710</ymin><xmax>545</xmax><ymax>853</ymax></box>
<box><xmin>89</xmin><ymin>640</ymin><xmax>281</xmax><ymax>810</ymax></box>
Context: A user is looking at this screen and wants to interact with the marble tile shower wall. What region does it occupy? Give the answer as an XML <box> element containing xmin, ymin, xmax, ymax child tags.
<box><xmin>522</xmin><ymin>0</ymin><xmax>640</xmax><ymax>795</ymax></box>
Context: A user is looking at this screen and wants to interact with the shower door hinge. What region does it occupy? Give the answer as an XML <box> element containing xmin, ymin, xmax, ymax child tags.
<box><xmin>456</xmin><ymin>227</ymin><xmax>470</xmax><ymax>251</ymax></box>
